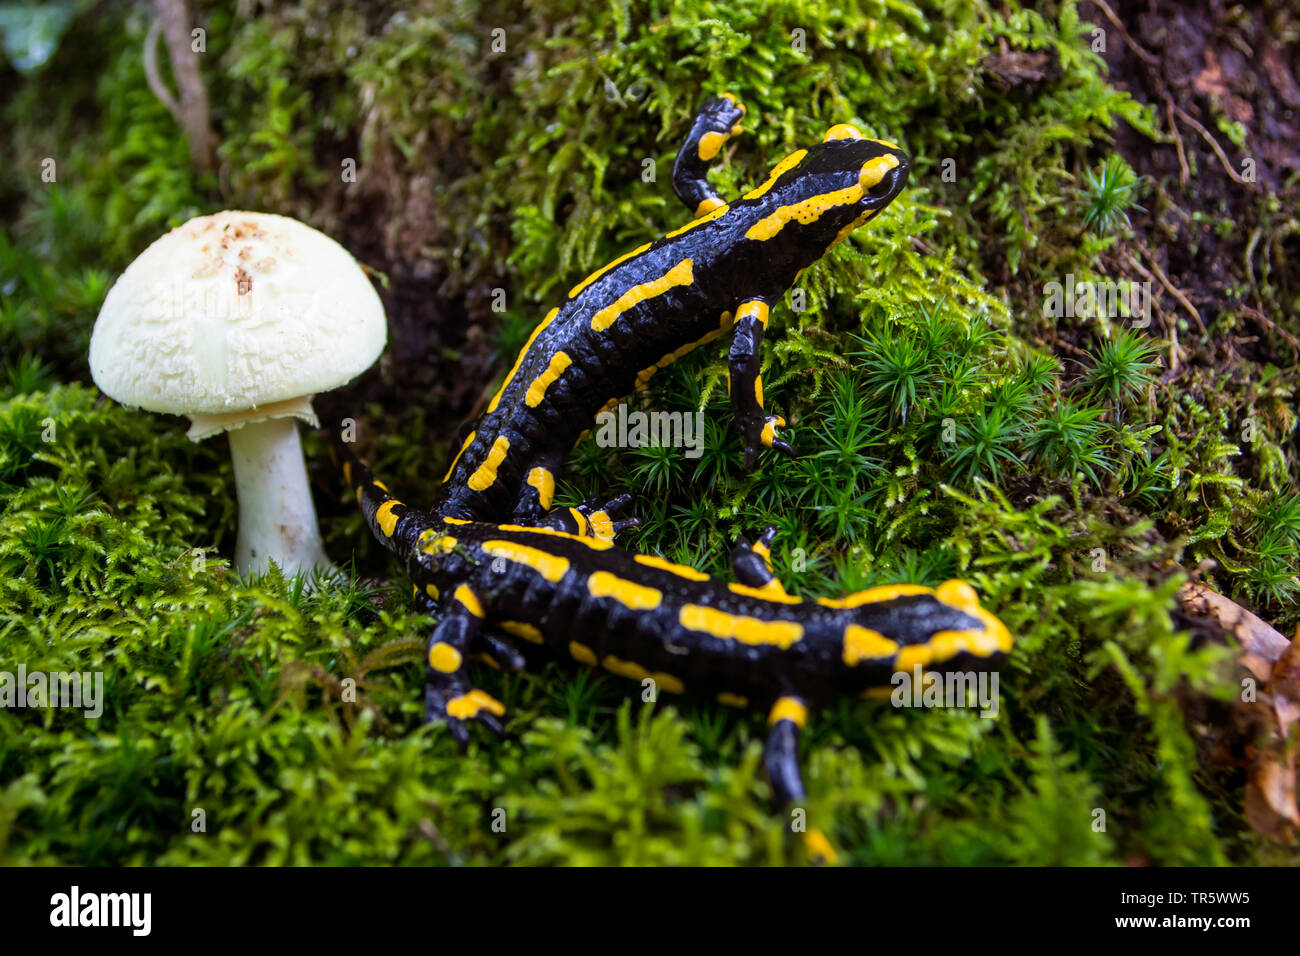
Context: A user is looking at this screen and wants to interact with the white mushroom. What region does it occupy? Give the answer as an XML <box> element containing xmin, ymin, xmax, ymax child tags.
<box><xmin>89</xmin><ymin>210</ymin><xmax>386</xmax><ymax>578</ymax></box>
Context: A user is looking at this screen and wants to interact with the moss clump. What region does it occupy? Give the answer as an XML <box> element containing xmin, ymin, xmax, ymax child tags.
<box><xmin>1</xmin><ymin>0</ymin><xmax>1296</xmax><ymax>865</ymax></box>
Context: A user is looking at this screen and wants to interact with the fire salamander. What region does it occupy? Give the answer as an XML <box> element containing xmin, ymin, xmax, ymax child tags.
<box><xmin>339</xmin><ymin>96</ymin><xmax>1012</xmax><ymax>859</ymax></box>
<box><xmin>339</xmin><ymin>448</ymin><xmax>1012</xmax><ymax>860</ymax></box>
<box><xmin>426</xmin><ymin>93</ymin><xmax>911</xmax><ymax>533</ymax></box>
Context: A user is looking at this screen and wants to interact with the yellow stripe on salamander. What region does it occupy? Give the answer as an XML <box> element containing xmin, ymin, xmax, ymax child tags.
<box><xmin>591</xmin><ymin>259</ymin><xmax>695</xmax><ymax>332</ymax></box>
<box><xmin>666</xmin><ymin>204</ymin><xmax>729</xmax><ymax>238</ymax></box>
<box><xmin>588</xmin><ymin>571</ymin><xmax>663</xmax><ymax>610</ymax></box>
<box><xmin>842</xmin><ymin>625</ymin><xmax>899</xmax><ymax>665</ymax></box>
<box><xmin>746</xmin><ymin>183</ymin><xmax>864</xmax><ymax>242</ymax></box>
<box><xmin>569</xmin><ymin>244</ymin><xmax>653</xmax><ymax>300</ymax></box>
<box><xmin>494</xmin><ymin>524</ymin><xmax>615</xmax><ymax>551</ymax></box>
<box><xmin>486</xmin><ymin>308</ymin><xmax>560</xmax><ymax>414</ymax></box>
<box><xmin>428</xmin><ymin>642</ymin><xmax>463</xmax><ymax>673</ymax></box>
<box><xmin>526</xmin><ymin>467</ymin><xmax>555</xmax><ymax>510</ymax></box>
<box><xmin>768</xmin><ymin>696</ymin><xmax>808</xmax><ymax>728</ymax></box>
<box><xmin>728</xmin><ymin>581</ymin><xmax>799</xmax><ymax>603</ymax></box>
<box><xmin>816</xmin><ymin>584</ymin><xmax>932</xmax><ymax>609</ymax></box>
<box><xmin>742</xmin><ymin>149</ymin><xmax>807</xmax><ymax>201</ymax></box>
<box><xmin>679</xmin><ymin>604</ymin><xmax>803</xmax><ymax>648</ymax></box>
<box><xmin>500</xmin><ymin>621</ymin><xmax>545</xmax><ymax>644</ymax></box>
<box><xmin>481</xmin><ymin>540</ymin><xmax>571</xmax><ymax>583</ymax></box>
<box><xmin>633</xmin><ymin>553</ymin><xmax>710</xmax><ymax>581</ymax></box>
<box><xmin>524</xmin><ymin>351</ymin><xmax>572</xmax><ymax>407</ymax></box>
<box><xmin>569</xmin><ymin>641</ymin><xmax>598</xmax><ymax>666</ymax></box>
<box><xmin>601</xmin><ymin>655</ymin><xmax>685</xmax><ymax>694</ymax></box>
<box><xmin>443</xmin><ymin>430</ymin><xmax>476</xmax><ymax>482</ymax></box>
<box><xmin>454</xmin><ymin>584</ymin><xmax>484</xmax><ymax>618</ymax></box>
<box><xmin>445</xmin><ymin>689</ymin><xmax>505</xmax><ymax>720</ymax></box>
<box><xmin>375</xmin><ymin>499</ymin><xmax>402</xmax><ymax>537</ymax></box>
<box><xmin>467</xmin><ymin>435</ymin><xmax>511</xmax><ymax>492</ymax></box>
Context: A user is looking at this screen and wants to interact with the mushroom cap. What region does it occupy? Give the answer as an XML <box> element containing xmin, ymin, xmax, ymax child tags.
<box><xmin>89</xmin><ymin>210</ymin><xmax>386</xmax><ymax>418</ymax></box>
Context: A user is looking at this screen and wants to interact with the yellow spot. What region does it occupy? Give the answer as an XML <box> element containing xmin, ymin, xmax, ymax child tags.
<box><xmin>569</xmin><ymin>245</ymin><xmax>652</xmax><ymax>300</ymax></box>
<box><xmin>442</xmin><ymin>516</ymin><xmax>471</xmax><ymax>525</ymax></box>
<box><xmin>870</xmin><ymin>137</ymin><xmax>901</xmax><ymax>150</ymax></box>
<box><xmin>824</xmin><ymin>124</ymin><xmax>863</xmax><ymax>141</ymax></box>
<box><xmin>735</xmin><ymin>299</ymin><xmax>769</xmax><ymax>327</ymax></box>
<box><xmin>842</xmin><ymin>625</ymin><xmax>900</xmax><ymax>665</ymax></box>
<box><xmin>569</xmin><ymin>641</ymin><xmax>597</xmax><ymax>666</ymax></box>
<box><xmin>827</xmin><ymin>207</ymin><xmax>875</xmax><ymax>252</ymax></box>
<box><xmin>602</xmin><ymin>655</ymin><xmax>685</xmax><ymax>694</ymax></box>
<box><xmin>428</xmin><ymin>642</ymin><xmax>463</xmax><ymax>673</ymax></box>
<box><xmin>768</xmin><ymin>696</ymin><xmax>808</xmax><ymax>728</ymax></box>
<box><xmin>445</xmin><ymin>689</ymin><xmax>505</xmax><ymax>720</ymax></box>
<box><xmin>569</xmin><ymin>508</ymin><xmax>588</xmax><ymax>536</ymax></box>
<box><xmin>742</xmin><ymin>149</ymin><xmax>807</xmax><ymax>201</ymax></box>
<box><xmin>375</xmin><ymin>500</ymin><xmax>402</xmax><ymax>537</ymax></box>
<box><xmin>475</xmin><ymin>653</ymin><xmax>501</xmax><ymax>670</ymax></box>
<box><xmin>467</xmin><ymin>435</ymin><xmax>511</xmax><ymax>492</ymax></box>
<box><xmin>679</xmin><ymin>605</ymin><xmax>803</xmax><ymax>648</ymax></box>
<box><xmin>805</xmin><ymin>829</ymin><xmax>838</xmax><ymax>864</ymax></box>
<box><xmin>588</xmin><ymin>571</ymin><xmax>663</xmax><ymax>610</ymax></box>
<box><xmin>500</xmin><ymin>621</ymin><xmax>544</xmax><ymax>644</ymax></box>
<box><xmin>425</xmin><ymin>583</ymin><xmax>440</xmax><ymax>600</ymax></box>
<box><xmin>591</xmin><ymin>259</ymin><xmax>695</xmax><ymax>332</ymax></box>
<box><xmin>634</xmin><ymin>322</ymin><xmax>728</xmax><ymax>387</ymax></box>
<box><xmin>588</xmin><ymin>509</ymin><xmax>614</xmax><ymax>541</ymax></box>
<box><xmin>754</xmin><ymin>376</ymin><xmax>764</xmax><ymax>407</ymax></box>
<box><xmin>698</xmin><ymin>130</ymin><xmax>727</xmax><ymax>161</ymax></box>
<box><xmin>443</xmin><ymin>430</ymin><xmax>476</xmax><ymax>482</ymax></box>
<box><xmin>633</xmin><ymin>553</ymin><xmax>710</xmax><ymax>581</ymax></box>
<box><xmin>816</xmin><ymin>584</ymin><xmax>932</xmax><ymax>609</ymax></box>
<box><xmin>454</xmin><ymin>584</ymin><xmax>484</xmax><ymax>618</ymax></box>
<box><xmin>894</xmin><ymin>622</ymin><xmax>1012</xmax><ymax>671</ymax></box>
<box><xmin>342</xmin><ymin>461</ymin><xmax>352</xmax><ymax>487</ymax></box>
<box><xmin>487</xmin><ymin>309</ymin><xmax>561</xmax><ymax>413</ymax></box>
<box><xmin>524</xmin><ymin>351</ymin><xmax>573</xmax><ymax>407</ymax></box>
<box><xmin>666</xmin><ymin>204</ymin><xmax>729</xmax><ymax>239</ymax></box>
<box><xmin>481</xmin><ymin>539</ymin><xmax>571</xmax><ymax>583</ymax></box>
<box><xmin>373</xmin><ymin>481</ymin><xmax>388</xmax><ymax>492</ymax></box>
<box><xmin>746</xmin><ymin>184</ymin><xmax>863</xmax><ymax>242</ymax></box>
<box><xmin>526</xmin><ymin>467</ymin><xmax>555</xmax><ymax>510</ymax></box>
<box><xmin>717</xmin><ymin>691</ymin><xmax>749</xmax><ymax>708</ymax></box>
<box><xmin>694</xmin><ymin>197</ymin><xmax>725</xmax><ymax>218</ymax></box>
<box><xmin>935</xmin><ymin>579</ymin><xmax>980</xmax><ymax>614</ymax></box>
<box><xmin>859</xmin><ymin>153</ymin><xmax>901</xmax><ymax>191</ymax></box>
<box><xmin>418</xmin><ymin>530</ymin><xmax>458</xmax><ymax>556</ymax></box>
<box><xmin>753</xmin><ymin>539</ymin><xmax>771</xmax><ymax>561</ymax></box>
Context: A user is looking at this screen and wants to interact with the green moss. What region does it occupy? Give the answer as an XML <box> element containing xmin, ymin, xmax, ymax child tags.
<box><xmin>0</xmin><ymin>0</ymin><xmax>1295</xmax><ymax>865</ymax></box>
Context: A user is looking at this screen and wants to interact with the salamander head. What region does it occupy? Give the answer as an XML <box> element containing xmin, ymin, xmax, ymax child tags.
<box><xmin>743</xmin><ymin>125</ymin><xmax>909</xmax><ymax>253</ymax></box>
<box><xmin>836</xmin><ymin>580</ymin><xmax>1012</xmax><ymax>694</ymax></box>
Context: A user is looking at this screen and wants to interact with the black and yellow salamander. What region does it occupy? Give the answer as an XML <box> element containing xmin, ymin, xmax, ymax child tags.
<box><xmin>340</xmin><ymin>448</ymin><xmax>1012</xmax><ymax>819</ymax></box>
<box><xmin>427</xmin><ymin>93</ymin><xmax>910</xmax><ymax>532</ymax></box>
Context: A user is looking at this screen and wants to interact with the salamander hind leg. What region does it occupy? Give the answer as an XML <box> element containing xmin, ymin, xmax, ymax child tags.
<box><xmin>533</xmin><ymin>492</ymin><xmax>640</xmax><ymax>542</ymax></box>
<box><xmin>423</xmin><ymin>586</ymin><xmax>508</xmax><ymax>745</ymax></box>
<box><xmin>729</xmin><ymin>299</ymin><xmax>794</xmax><ymax>468</ymax></box>
<box><xmin>765</xmin><ymin>696</ymin><xmax>838</xmax><ymax>865</ymax></box>
<box><xmin>672</xmin><ymin>93</ymin><xmax>746</xmax><ymax>217</ymax></box>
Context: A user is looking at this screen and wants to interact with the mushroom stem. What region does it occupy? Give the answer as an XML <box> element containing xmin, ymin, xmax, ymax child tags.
<box><xmin>226</xmin><ymin>418</ymin><xmax>333</xmax><ymax>579</ymax></box>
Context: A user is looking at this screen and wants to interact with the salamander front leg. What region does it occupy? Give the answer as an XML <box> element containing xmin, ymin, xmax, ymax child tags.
<box><xmin>424</xmin><ymin>586</ymin><xmax>508</xmax><ymax>745</ymax></box>
<box><xmin>729</xmin><ymin>299</ymin><xmax>794</xmax><ymax>468</ymax></box>
<box><xmin>672</xmin><ymin>93</ymin><xmax>746</xmax><ymax>218</ymax></box>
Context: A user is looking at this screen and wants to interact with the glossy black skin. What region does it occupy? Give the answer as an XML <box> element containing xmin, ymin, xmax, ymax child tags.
<box><xmin>430</xmin><ymin>95</ymin><xmax>910</xmax><ymax>525</ymax></box>
<box><xmin>338</xmin><ymin>98</ymin><xmax>1005</xmax><ymax>834</ymax></box>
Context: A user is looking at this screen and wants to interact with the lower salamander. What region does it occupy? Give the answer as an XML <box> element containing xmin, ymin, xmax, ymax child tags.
<box><xmin>339</xmin><ymin>447</ymin><xmax>1011</xmax><ymax>859</ymax></box>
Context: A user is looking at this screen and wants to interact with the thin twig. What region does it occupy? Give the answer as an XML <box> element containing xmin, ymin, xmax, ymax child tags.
<box><xmin>1171</xmin><ymin>103</ymin><xmax>1249</xmax><ymax>184</ymax></box>
<box><xmin>1164</xmin><ymin>96</ymin><xmax>1190</xmax><ymax>186</ymax></box>
<box><xmin>1239</xmin><ymin>306</ymin><xmax>1300</xmax><ymax>354</ymax></box>
<box><xmin>1124</xmin><ymin>253</ymin><xmax>1180</xmax><ymax>371</ymax></box>
<box><xmin>1091</xmin><ymin>0</ymin><xmax>1161</xmax><ymax>65</ymax></box>
<box><xmin>1131</xmin><ymin>249</ymin><xmax>1206</xmax><ymax>335</ymax></box>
